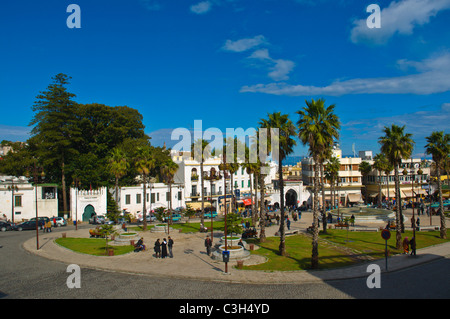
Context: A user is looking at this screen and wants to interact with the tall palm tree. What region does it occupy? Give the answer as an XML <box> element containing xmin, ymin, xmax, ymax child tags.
<box><xmin>318</xmin><ymin>147</ymin><xmax>332</xmax><ymax>233</ymax></box>
<box><xmin>259</xmin><ymin>112</ymin><xmax>297</xmax><ymax>256</ymax></box>
<box><xmin>107</xmin><ymin>147</ymin><xmax>129</xmax><ymax>205</ymax></box>
<box><xmin>379</xmin><ymin>124</ymin><xmax>414</xmax><ymax>248</ymax></box>
<box><xmin>373</xmin><ymin>153</ymin><xmax>389</xmax><ymax>208</ymax></box>
<box><xmin>297</xmin><ymin>98</ymin><xmax>340</xmax><ymax>269</ymax></box>
<box><xmin>191</xmin><ymin>138</ymin><xmax>211</xmax><ymax>228</ymax></box>
<box><xmin>135</xmin><ymin>145</ymin><xmax>155</xmax><ymax>231</ymax></box>
<box><xmin>325</xmin><ymin>156</ymin><xmax>340</xmax><ymax>214</ymax></box>
<box><xmin>160</xmin><ymin>158</ymin><xmax>179</xmax><ymax>230</ymax></box>
<box><xmin>425</xmin><ymin>131</ymin><xmax>450</xmax><ymax>239</ymax></box>
<box><xmin>358</xmin><ymin>161</ymin><xmax>372</xmax><ymax>204</ymax></box>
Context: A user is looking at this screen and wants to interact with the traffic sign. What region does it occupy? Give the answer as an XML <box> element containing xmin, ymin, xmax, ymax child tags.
<box><xmin>381</xmin><ymin>229</ymin><xmax>391</xmax><ymax>240</ymax></box>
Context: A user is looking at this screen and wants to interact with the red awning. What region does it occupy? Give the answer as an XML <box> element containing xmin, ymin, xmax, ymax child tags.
<box><xmin>243</xmin><ymin>199</ymin><xmax>252</xmax><ymax>206</ymax></box>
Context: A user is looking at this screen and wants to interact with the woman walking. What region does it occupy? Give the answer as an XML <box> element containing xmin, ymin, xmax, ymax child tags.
<box><xmin>154</xmin><ymin>239</ymin><xmax>161</xmax><ymax>258</ymax></box>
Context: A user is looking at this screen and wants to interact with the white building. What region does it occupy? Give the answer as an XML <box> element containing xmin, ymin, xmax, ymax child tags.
<box><xmin>0</xmin><ymin>176</ymin><xmax>58</xmax><ymax>222</ymax></box>
<box><xmin>171</xmin><ymin>151</ymin><xmax>278</xmax><ymax>213</ymax></box>
<box><xmin>301</xmin><ymin>146</ymin><xmax>363</xmax><ymax>207</ymax></box>
<box><xmin>70</xmin><ymin>187</ymin><xmax>108</xmax><ymax>222</ymax></box>
<box><xmin>117</xmin><ymin>182</ymin><xmax>185</xmax><ymax>219</ymax></box>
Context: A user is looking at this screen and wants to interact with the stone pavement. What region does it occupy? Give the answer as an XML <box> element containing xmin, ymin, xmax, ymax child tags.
<box><xmin>22</xmin><ymin>209</ymin><xmax>450</xmax><ymax>284</ymax></box>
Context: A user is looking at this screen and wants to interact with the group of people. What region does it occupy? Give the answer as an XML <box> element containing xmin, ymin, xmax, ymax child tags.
<box><xmin>402</xmin><ymin>236</ymin><xmax>416</xmax><ymax>256</ymax></box>
<box><xmin>153</xmin><ymin>237</ymin><xmax>174</xmax><ymax>258</ymax></box>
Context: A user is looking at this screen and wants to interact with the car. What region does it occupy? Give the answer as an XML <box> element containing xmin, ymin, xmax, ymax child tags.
<box><xmin>0</xmin><ymin>221</ymin><xmax>14</xmax><ymax>232</ymax></box>
<box><xmin>30</xmin><ymin>216</ymin><xmax>51</xmax><ymax>224</ymax></box>
<box><xmin>204</xmin><ymin>211</ymin><xmax>218</xmax><ymax>218</ymax></box>
<box><xmin>89</xmin><ymin>215</ymin><xmax>106</xmax><ymax>224</ymax></box>
<box><xmin>51</xmin><ymin>217</ymin><xmax>67</xmax><ymax>227</ymax></box>
<box><xmin>12</xmin><ymin>220</ymin><xmax>43</xmax><ymax>231</ymax></box>
<box><xmin>138</xmin><ymin>214</ymin><xmax>157</xmax><ymax>223</ymax></box>
<box><xmin>163</xmin><ymin>213</ymin><xmax>182</xmax><ymax>222</ymax></box>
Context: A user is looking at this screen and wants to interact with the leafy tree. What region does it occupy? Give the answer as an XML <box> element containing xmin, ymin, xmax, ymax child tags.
<box><xmin>359</xmin><ymin>161</ymin><xmax>372</xmax><ymax>204</ymax></box>
<box><xmin>379</xmin><ymin>124</ymin><xmax>414</xmax><ymax>248</ymax></box>
<box><xmin>191</xmin><ymin>138</ymin><xmax>211</xmax><ymax>228</ymax></box>
<box><xmin>425</xmin><ymin>131</ymin><xmax>450</xmax><ymax>239</ymax></box>
<box><xmin>259</xmin><ymin>112</ymin><xmax>297</xmax><ymax>256</ymax></box>
<box><xmin>297</xmin><ymin>99</ymin><xmax>340</xmax><ymax>269</ymax></box>
<box><xmin>135</xmin><ymin>145</ymin><xmax>155</xmax><ymax>230</ymax></box>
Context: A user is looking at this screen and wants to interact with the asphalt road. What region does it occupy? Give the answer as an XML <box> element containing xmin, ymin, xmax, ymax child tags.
<box><xmin>1</xmin><ymin>224</ymin><xmax>449</xmax><ymax>304</ymax></box>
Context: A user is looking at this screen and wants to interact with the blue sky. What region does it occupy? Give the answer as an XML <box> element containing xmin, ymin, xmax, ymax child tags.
<box><xmin>0</xmin><ymin>0</ymin><xmax>449</xmax><ymax>158</ymax></box>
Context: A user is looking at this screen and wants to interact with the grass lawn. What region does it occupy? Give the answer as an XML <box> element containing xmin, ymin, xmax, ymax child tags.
<box><xmin>55</xmin><ymin>238</ymin><xmax>135</xmax><ymax>256</ymax></box>
<box><xmin>242</xmin><ymin>229</ymin><xmax>450</xmax><ymax>271</ymax></box>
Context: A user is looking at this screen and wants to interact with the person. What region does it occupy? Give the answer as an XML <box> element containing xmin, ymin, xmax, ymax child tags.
<box><xmin>47</xmin><ymin>220</ymin><xmax>52</xmax><ymax>232</ymax></box>
<box><xmin>121</xmin><ymin>222</ymin><xmax>127</xmax><ymax>232</ymax></box>
<box><xmin>154</xmin><ymin>239</ymin><xmax>161</xmax><ymax>258</ymax></box>
<box><xmin>238</xmin><ymin>239</ymin><xmax>245</xmax><ymax>249</ymax></box>
<box><xmin>134</xmin><ymin>237</ymin><xmax>145</xmax><ymax>252</ymax></box>
<box><xmin>410</xmin><ymin>237</ymin><xmax>416</xmax><ymax>256</ymax></box>
<box><xmin>416</xmin><ymin>217</ymin><xmax>420</xmax><ymax>228</ymax></box>
<box><xmin>205</xmin><ymin>235</ymin><xmax>212</xmax><ymax>256</ymax></box>
<box><xmin>168</xmin><ymin>236</ymin><xmax>174</xmax><ymax>258</ymax></box>
<box><xmin>411</xmin><ymin>216</ymin><xmax>415</xmax><ymax>229</ymax></box>
<box><xmin>161</xmin><ymin>238</ymin><xmax>168</xmax><ymax>258</ymax></box>
<box><xmin>286</xmin><ymin>217</ymin><xmax>291</xmax><ymax>230</ymax></box>
<box><xmin>276</xmin><ymin>214</ymin><xmax>280</xmax><ymax>225</ymax></box>
<box><xmin>403</xmin><ymin>237</ymin><xmax>409</xmax><ymax>254</ymax></box>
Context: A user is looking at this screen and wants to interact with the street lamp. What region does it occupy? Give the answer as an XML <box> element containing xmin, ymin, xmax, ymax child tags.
<box><xmin>27</xmin><ymin>161</ymin><xmax>45</xmax><ymax>251</ymax></box>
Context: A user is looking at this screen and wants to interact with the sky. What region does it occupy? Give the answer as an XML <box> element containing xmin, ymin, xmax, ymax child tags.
<box><xmin>0</xmin><ymin>0</ymin><xmax>449</xmax><ymax>159</ymax></box>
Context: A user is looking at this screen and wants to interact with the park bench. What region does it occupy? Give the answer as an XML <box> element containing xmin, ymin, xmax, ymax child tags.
<box><xmin>417</xmin><ymin>225</ymin><xmax>440</xmax><ymax>231</ymax></box>
<box><xmin>350</xmin><ymin>227</ymin><xmax>379</xmax><ymax>232</ymax></box>
<box><xmin>285</xmin><ymin>229</ymin><xmax>299</xmax><ymax>236</ymax></box>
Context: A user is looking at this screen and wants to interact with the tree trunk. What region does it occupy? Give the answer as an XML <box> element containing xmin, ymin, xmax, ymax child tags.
<box><xmin>143</xmin><ymin>176</ymin><xmax>147</xmax><ymax>230</ymax></box>
<box><xmin>311</xmin><ymin>158</ymin><xmax>320</xmax><ymax>269</ymax></box>
<box><xmin>437</xmin><ymin>165</ymin><xmax>447</xmax><ymax>239</ymax></box>
<box><xmin>321</xmin><ymin>163</ymin><xmax>327</xmax><ymax>233</ymax></box>
<box><xmin>278</xmin><ymin>159</ymin><xmax>286</xmax><ymax>256</ymax></box>
<box><xmin>62</xmin><ymin>159</ymin><xmax>67</xmax><ymax>214</ymax></box>
<box><xmin>259</xmin><ymin>174</ymin><xmax>266</xmax><ymax>242</ymax></box>
<box><xmin>200</xmin><ymin>161</ymin><xmax>204</xmax><ymax>227</ymax></box>
<box><xmin>394</xmin><ymin>166</ymin><xmax>401</xmax><ymax>249</ymax></box>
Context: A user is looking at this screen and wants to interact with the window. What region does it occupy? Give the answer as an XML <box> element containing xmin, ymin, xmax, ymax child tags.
<box><xmin>151</xmin><ymin>193</ymin><xmax>155</xmax><ymax>204</ymax></box>
<box><xmin>14</xmin><ymin>195</ymin><xmax>22</xmax><ymax>207</ymax></box>
<box><xmin>157</xmin><ymin>193</ymin><xmax>160</xmax><ymax>201</ymax></box>
<box><xmin>125</xmin><ymin>195</ymin><xmax>130</xmax><ymax>205</ymax></box>
<box><xmin>136</xmin><ymin>194</ymin><xmax>141</xmax><ymax>204</ymax></box>
<box><xmin>242</xmin><ymin>181</ymin><xmax>244</xmax><ymax>188</ymax></box>
<box><xmin>166</xmin><ymin>192</ymin><xmax>170</xmax><ymax>201</ymax></box>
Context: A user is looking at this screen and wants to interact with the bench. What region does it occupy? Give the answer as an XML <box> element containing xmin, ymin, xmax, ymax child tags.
<box><xmin>285</xmin><ymin>229</ymin><xmax>299</xmax><ymax>236</ymax></box>
<box><xmin>417</xmin><ymin>225</ymin><xmax>440</xmax><ymax>231</ymax></box>
<box><xmin>350</xmin><ymin>227</ymin><xmax>379</xmax><ymax>232</ymax></box>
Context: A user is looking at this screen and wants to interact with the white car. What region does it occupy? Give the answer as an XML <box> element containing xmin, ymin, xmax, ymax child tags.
<box><xmin>52</xmin><ymin>217</ymin><xmax>67</xmax><ymax>227</ymax></box>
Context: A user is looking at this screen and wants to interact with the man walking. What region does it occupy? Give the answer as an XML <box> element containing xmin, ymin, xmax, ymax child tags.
<box><xmin>205</xmin><ymin>235</ymin><xmax>212</xmax><ymax>256</ymax></box>
<box><xmin>168</xmin><ymin>236</ymin><xmax>174</xmax><ymax>258</ymax></box>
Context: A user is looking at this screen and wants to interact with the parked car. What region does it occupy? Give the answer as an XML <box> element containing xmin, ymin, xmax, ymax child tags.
<box><xmin>89</xmin><ymin>215</ymin><xmax>106</xmax><ymax>224</ymax></box>
<box><xmin>51</xmin><ymin>217</ymin><xmax>67</xmax><ymax>227</ymax></box>
<box><xmin>204</xmin><ymin>211</ymin><xmax>218</xmax><ymax>218</ymax></box>
<box><xmin>0</xmin><ymin>221</ymin><xmax>14</xmax><ymax>232</ymax></box>
<box><xmin>30</xmin><ymin>216</ymin><xmax>50</xmax><ymax>224</ymax></box>
<box><xmin>138</xmin><ymin>214</ymin><xmax>156</xmax><ymax>223</ymax></box>
<box><xmin>163</xmin><ymin>213</ymin><xmax>182</xmax><ymax>222</ymax></box>
<box><xmin>12</xmin><ymin>220</ymin><xmax>43</xmax><ymax>231</ymax></box>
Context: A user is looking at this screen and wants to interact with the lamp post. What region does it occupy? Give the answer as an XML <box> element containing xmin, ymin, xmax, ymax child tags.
<box><xmin>28</xmin><ymin>161</ymin><xmax>45</xmax><ymax>251</ymax></box>
<box><xmin>72</xmin><ymin>177</ymin><xmax>80</xmax><ymax>230</ymax></box>
<box><xmin>410</xmin><ymin>161</ymin><xmax>417</xmax><ymax>255</ymax></box>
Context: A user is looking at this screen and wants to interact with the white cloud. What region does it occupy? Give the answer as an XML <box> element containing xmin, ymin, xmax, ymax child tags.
<box><xmin>351</xmin><ymin>0</ymin><xmax>450</xmax><ymax>45</ymax></box>
<box><xmin>241</xmin><ymin>52</ymin><xmax>450</xmax><ymax>95</ymax></box>
<box><xmin>190</xmin><ymin>1</ymin><xmax>213</xmax><ymax>14</ymax></box>
<box><xmin>223</xmin><ymin>35</ymin><xmax>267</xmax><ymax>52</ymax></box>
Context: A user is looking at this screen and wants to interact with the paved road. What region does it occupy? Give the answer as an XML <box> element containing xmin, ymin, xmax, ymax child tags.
<box><xmin>1</xmin><ymin>222</ymin><xmax>449</xmax><ymax>302</ymax></box>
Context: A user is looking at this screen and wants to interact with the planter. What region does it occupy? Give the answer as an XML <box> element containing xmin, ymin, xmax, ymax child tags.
<box><xmin>236</xmin><ymin>260</ymin><xmax>244</xmax><ymax>269</ymax></box>
<box><xmin>107</xmin><ymin>248</ymin><xmax>114</xmax><ymax>256</ymax></box>
<box><xmin>62</xmin><ymin>233</ymin><xmax>66</xmax><ymax>238</ymax></box>
<box><xmin>211</xmin><ymin>244</ymin><xmax>250</xmax><ymax>261</ymax></box>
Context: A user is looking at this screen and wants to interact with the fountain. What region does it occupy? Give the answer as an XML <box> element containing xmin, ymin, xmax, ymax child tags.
<box><xmin>330</xmin><ymin>205</ymin><xmax>397</xmax><ymax>223</ymax></box>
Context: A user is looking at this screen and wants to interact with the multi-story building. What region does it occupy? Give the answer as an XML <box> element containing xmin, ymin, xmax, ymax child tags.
<box><xmin>363</xmin><ymin>158</ymin><xmax>431</xmax><ymax>203</ymax></box>
<box><xmin>0</xmin><ymin>175</ymin><xmax>58</xmax><ymax>222</ymax></box>
<box><xmin>301</xmin><ymin>145</ymin><xmax>363</xmax><ymax>208</ymax></box>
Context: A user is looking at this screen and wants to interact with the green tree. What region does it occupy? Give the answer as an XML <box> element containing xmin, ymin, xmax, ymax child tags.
<box><xmin>107</xmin><ymin>147</ymin><xmax>129</xmax><ymax>204</ymax></box>
<box><xmin>373</xmin><ymin>153</ymin><xmax>389</xmax><ymax>207</ymax></box>
<box><xmin>191</xmin><ymin>138</ymin><xmax>211</xmax><ymax>228</ymax></box>
<box><xmin>297</xmin><ymin>98</ymin><xmax>340</xmax><ymax>269</ymax></box>
<box><xmin>28</xmin><ymin>73</ymin><xmax>81</xmax><ymax>214</ymax></box>
<box><xmin>359</xmin><ymin>161</ymin><xmax>372</xmax><ymax>204</ymax></box>
<box><xmin>259</xmin><ymin>112</ymin><xmax>297</xmax><ymax>256</ymax></box>
<box><xmin>135</xmin><ymin>145</ymin><xmax>155</xmax><ymax>230</ymax></box>
<box><xmin>379</xmin><ymin>124</ymin><xmax>415</xmax><ymax>248</ymax></box>
<box><xmin>425</xmin><ymin>131</ymin><xmax>450</xmax><ymax>239</ymax></box>
<box><xmin>160</xmin><ymin>158</ymin><xmax>179</xmax><ymax>226</ymax></box>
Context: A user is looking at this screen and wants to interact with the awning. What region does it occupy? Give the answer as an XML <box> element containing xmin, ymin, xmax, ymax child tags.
<box><xmin>243</xmin><ymin>198</ymin><xmax>252</xmax><ymax>206</ymax></box>
<box><xmin>347</xmin><ymin>193</ymin><xmax>361</xmax><ymax>202</ymax></box>
<box><xmin>186</xmin><ymin>202</ymin><xmax>211</xmax><ymax>210</ymax></box>
<box><xmin>413</xmin><ymin>189</ymin><xmax>427</xmax><ymax>195</ymax></box>
<box><xmin>401</xmin><ymin>190</ymin><xmax>414</xmax><ymax>198</ymax></box>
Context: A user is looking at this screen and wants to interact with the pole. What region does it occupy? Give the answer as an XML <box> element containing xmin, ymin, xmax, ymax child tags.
<box><xmin>34</xmin><ymin>168</ymin><xmax>39</xmax><ymax>251</ymax></box>
<box><xmin>223</xmin><ymin>162</ymin><xmax>228</xmax><ymax>274</ymax></box>
<box><xmin>385</xmin><ymin>239</ymin><xmax>388</xmax><ymax>271</ymax></box>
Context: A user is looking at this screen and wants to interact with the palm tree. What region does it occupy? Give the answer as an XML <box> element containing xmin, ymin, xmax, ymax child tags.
<box><xmin>107</xmin><ymin>147</ymin><xmax>129</xmax><ymax>205</ymax></box>
<box><xmin>379</xmin><ymin>124</ymin><xmax>414</xmax><ymax>248</ymax></box>
<box><xmin>160</xmin><ymin>158</ymin><xmax>179</xmax><ymax>231</ymax></box>
<box><xmin>191</xmin><ymin>138</ymin><xmax>211</xmax><ymax>228</ymax></box>
<box><xmin>259</xmin><ymin>112</ymin><xmax>297</xmax><ymax>256</ymax></box>
<box><xmin>373</xmin><ymin>153</ymin><xmax>389</xmax><ymax>208</ymax></box>
<box><xmin>135</xmin><ymin>145</ymin><xmax>155</xmax><ymax>231</ymax></box>
<box><xmin>358</xmin><ymin>161</ymin><xmax>372</xmax><ymax>205</ymax></box>
<box><xmin>425</xmin><ymin>131</ymin><xmax>450</xmax><ymax>239</ymax></box>
<box><xmin>297</xmin><ymin>98</ymin><xmax>340</xmax><ymax>269</ymax></box>
<box><xmin>325</xmin><ymin>156</ymin><xmax>340</xmax><ymax>214</ymax></box>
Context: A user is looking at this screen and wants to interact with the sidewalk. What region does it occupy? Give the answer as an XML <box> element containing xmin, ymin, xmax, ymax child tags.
<box><xmin>22</xmin><ymin>210</ymin><xmax>450</xmax><ymax>284</ymax></box>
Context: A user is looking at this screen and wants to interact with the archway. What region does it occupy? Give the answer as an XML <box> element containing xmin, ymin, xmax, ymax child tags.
<box><xmin>285</xmin><ymin>189</ymin><xmax>298</xmax><ymax>208</ymax></box>
<box><xmin>82</xmin><ymin>205</ymin><xmax>96</xmax><ymax>221</ymax></box>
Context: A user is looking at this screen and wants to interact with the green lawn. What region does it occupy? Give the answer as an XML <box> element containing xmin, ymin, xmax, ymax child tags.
<box><xmin>242</xmin><ymin>229</ymin><xmax>450</xmax><ymax>271</ymax></box>
<box><xmin>55</xmin><ymin>238</ymin><xmax>135</xmax><ymax>256</ymax></box>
